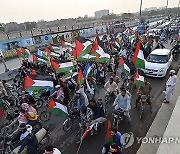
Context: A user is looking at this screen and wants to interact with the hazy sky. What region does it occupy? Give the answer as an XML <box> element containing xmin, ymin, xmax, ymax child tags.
<box><xmin>1</xmin><ymin>0</ymin><xmax>179</xmax><ymax>23</ymax></box>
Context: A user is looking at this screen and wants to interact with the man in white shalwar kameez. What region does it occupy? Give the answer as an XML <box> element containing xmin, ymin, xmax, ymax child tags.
<box><xmin>163</xmin><ymin>70</ymin><xmax>177</xmax><ymax>103</ymax></box>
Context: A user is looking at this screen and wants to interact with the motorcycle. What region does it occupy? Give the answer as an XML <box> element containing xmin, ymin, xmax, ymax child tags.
<box><xmin>112</xmin><ymin>109</ymin><xmax>125</xmax><ymax>129</ymax></box>
<box><xmin>0</xmin><ymin>110</ymin><xmax>19</xmax><ymax>134</ymax></box>
<box><xmin>74</xmin><ymin>116</ymin><xmax>106</xmax><ymax>144</ymax></box>
<box><xmin>172</xmin><ymin>50</ymin><xmax>179</xmax><ymax>61</ymax></box>
<box><xmin>0</xmin><ymin>128</ymin><xmax>14</xmax><ymax>154</ymax></box>
<box><xmin>139</xmin><ymin>95</ymin><xmax>148</xmax><ymax>119</ymax></box>
<box><xmin>62</xmin><ymin>109</ymin><xmax>82</xmax><ymax>132</ymax></box>
<box><xmin>105</xmin><ymin>90</ymin><xmax>118</xmax><ymax>103</ymax></box>
<box><xmin>12</xmin><ymin>127</ymin><xmax>50</xmax><ymax>154</ymax></box>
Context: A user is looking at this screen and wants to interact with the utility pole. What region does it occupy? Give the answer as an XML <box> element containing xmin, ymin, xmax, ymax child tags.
<box><xmin>139</xmin><ymin>0</ymin><xmax>143</xmax><ymax>17</ymax></box>
<box><xmin>166</xmin><ymin>0</ymin><xmax>169</xmax><ymax>17</ymax></box>
<box><xmin>0</xmin><ymin>51</ymin><xmax>9</xmax><ymax>72</ymax></box>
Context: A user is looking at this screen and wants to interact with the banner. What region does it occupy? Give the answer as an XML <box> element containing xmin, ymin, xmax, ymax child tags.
<box><xmin>52</xmin><ymin>33</ymin><xmax>64</xmax><ymax>44</ymax></box>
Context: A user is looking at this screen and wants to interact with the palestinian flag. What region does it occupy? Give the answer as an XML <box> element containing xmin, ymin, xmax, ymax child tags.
<box><xmin>124</xmin><ymin>27</ymin><xmax>133</xmax><ymax>34</ymax></box>
<box><xmin>132</xmin><ymin>40</ymin><xmax>148</xmax><ymax>69</ymax></box>
<box><xmin>75</xmin><ymin>36</ymin><xmax>92</xmax><ymax>61</ymax></box>
<box><xmin>48</xmin><ymin>43</ymin><xmax>60</xmax><ymax>51</ymax></box>
<box><xmin>52</xmin><ymin>46</ymin><xmax>60</xmax><ymax>52</ymax></box>
<box><xmin>48</xmin><ymin>43</ymin><xmax>53</xmax><ymax>49</ymax></box>
<box><xmin>134</xmin><ymin>70</ymin><xmax>145</xmax><ymax>87</ymax></box>
<box><xmin>119</xmin><ymin>57</ymin><xmax>131</xmax><ymax>75</ymax></box>
<box><xmin>129</xmin><ymin>35</ymin><xmax>136</xmax><ymax>43</ymax></box>
<box><xmin>90</xmin><ymin>37</ymin><xmax>110</xmax><ymax>62</ymax></box>
<box><xmin>51</xmin><ymin>61</ymin><xmax>74</xmax><ymax>73</ymax></box>
<box><xmin>110</xmin><ymin>44</ymin><xmax>118</xmax><ymax>53</ymax></box>
<box><xmin>60</xmin><ymin>71</ymin><xmax>78</xmax><ymax>82</ymax></box>
<box><xmin>95</xmin><ymin>53</ymin><xmax>110</xmax><ymax>63</ymax></box>
<box><xmin>81</xmin><ymin>123</ymin><xmax>96</xmax><ymax>141</ymax></box>
<box><xmin>16</xmin><ymin>49</ymin><xmax>24</xmax><ymax>58</ymax></box>
<box><xmin>37</xmin><ymin>49</ymin><xmax>48</xmax><ymax>59</ymax></box>
<box><xmin>106</xmin><ymin>120</ymin><xmax>113</xmax><ymax>143</ymax></box>
<box><xmin>24</xmin><ymin>75</ymin><xmax>54</xmax><ymax>96</ymax></box>
<box><xmin>48</xmin><ymin>98</ymin><xmax>68</xmax><ymax>118</ymax></box>
<box><xmin>31</xmin><ymin>69</ymin><xmax>37</xmax><ymax>76</ymax></box>
<box><xmin>72</xmin><ymin>48</ymin><xmax>77</xmax><ymax>59</ymax></box>
<box><xmin>80</xmin><ymin>54</ymin><xmax>96</xmax><ymax>61</ymax></box>
<box><xmin>115</xmin><ymin>39</ymin><xmax>120</xmax><ymax>48</ymax></box>
<box><xmin>116</xmin><ymin>33</ymin><xmax>123</xmax><ymax>43</ymax></box>
<box><xmin>33</xmin><ymin>54</ymin><xmax>47</xmax><ymax>64</ymax></box>
<box><xmin>61</xmin><ymin>40</ymin><xmax>73</xmax><ymax>48</ymax></box>
<box><xmin>21</xmin><ymin>47</ymin><xmax>30</xmax><ymax>59</ymax></box>
<box><xmin>45</xmin><ymin>47</ymin><xmax>60</xmax><ymax>58</ymax></box>
<box><xmin>0</xmin><ymin>107</ymin><xmax>4</xmax><ymax>117</ymax></box>
<box><xmin>77</xmin><ymin>69</ymin><xmax>84</xmax><ymax>85</ymax></box>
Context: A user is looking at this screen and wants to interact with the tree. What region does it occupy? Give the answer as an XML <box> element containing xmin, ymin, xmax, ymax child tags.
<box><xmin>101</xmin><ymin>14</ymin><xmax>119</xmax><ymax>20</ymax></box>
<box><xmin>24</xmin><ymin>22</ymin><xmax>37</xmax><ymax>31</ymax></box>
<box><xmin>121</xmin><ymin>13</ymin><xmax>134</xmax><ymax>19</ymax></box>
<box><xmin>0</xmin><ymin>23</ymin><xmax>4</xmax><ymax>32</ymax></box>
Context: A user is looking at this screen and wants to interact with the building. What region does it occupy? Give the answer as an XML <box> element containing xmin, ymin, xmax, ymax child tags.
<box><xmin>95</xmin><ymin>10</ymin><xmax>109</xmax><ymax>19</ymax></box>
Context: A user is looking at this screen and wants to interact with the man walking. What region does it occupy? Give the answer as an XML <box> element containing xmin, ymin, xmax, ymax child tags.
<box><xmin>163</xmin><ymin>70</ymin><xmax>177</xmax><ymax>104</ymax></box>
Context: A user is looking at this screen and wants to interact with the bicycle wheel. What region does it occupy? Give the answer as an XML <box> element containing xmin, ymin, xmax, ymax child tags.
<box><xmin>62</xmin><ymin>118</ymin><xmax>73</xmax><ymax>132</ymax></box>
<box><xmin>36</xmin><ymin>99</ymin><xmax>43</xmax><ymax>109</ymax></box>
<box><xmin>1</xmin><ymin>144</ymin><xmax>14</xmax><ymax>154</ymax></box>
<box><xmin>17</xmin><ymin>87</ymin><xmax>23</xmax><ymax>95</ymax></box>
<box><xmin>75</xmin><ymin>131</ymin><xmax>81</xmax><ymax>144</ymax></box>
<box><xmin>33</xmin><ymin>122</ymin><xmax>42</xmax><ymax>134</ymax></box>
<box><xmin>39</xmin><ymin>134</ymin><xmax>50</xmax><ymax>151</ymax></box>
<box><xmin>140</xmin><ymin>108</ymin><xmax>144</xmax><ymax>120</ymax></box>
<box><xmin>40</xmin><ymin>111</ymin><xmax>51</xmax><ymax>122</ymax></box>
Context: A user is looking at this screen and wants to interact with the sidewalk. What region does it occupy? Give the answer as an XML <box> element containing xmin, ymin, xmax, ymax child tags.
<box><xmin>136</xmin><ymin>70</ymin><xmax>180</xmax><ymax>154</ymax></box>
<box><xmin>0</xmin><ymin>69</ymin><xmax>18</xmax><ymax>81</ymax></box>
<box><xmin>156</xmin><ymin>96</ymin><xmax>180</xmax><ymax>154</ymax></box>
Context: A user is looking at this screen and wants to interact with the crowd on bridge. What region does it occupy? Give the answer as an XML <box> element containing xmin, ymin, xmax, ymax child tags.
<box><xmin>0</xmin><ymin>18</ymin><xmax>179</xmax><ymax>154</ymax></box>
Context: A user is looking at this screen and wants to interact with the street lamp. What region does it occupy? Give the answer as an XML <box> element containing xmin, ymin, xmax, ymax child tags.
<box><xmin>0</xmin><ymin>50</ymin><xmax>9</xmax><ymax>72</ymax></box>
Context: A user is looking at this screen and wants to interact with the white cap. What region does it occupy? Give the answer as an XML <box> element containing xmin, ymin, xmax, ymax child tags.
<box><xmin>170</xmin><ymin>70</ymin><xmax>175</xmax><ymax>74</ymax></box>
<box><xmin>55</xmin><ymin>85</ymin><xmax>60</xmax><ymax>88</ymax></box>
<box><xmin>26</xmin><ymin>125</ymin><xmax>33</xmax><ymax>134</ymax></box>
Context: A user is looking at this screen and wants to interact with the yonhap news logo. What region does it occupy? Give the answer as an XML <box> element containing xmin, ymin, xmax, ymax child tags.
<box><xmin>122</xmin><ymin>132</ymin><xmax>180</xmax><ymax>148</ymax></box>
<box><xmin>122</xmin><ymin>132</ymin><xmax>134</xmax><ymax>148</ymax></box>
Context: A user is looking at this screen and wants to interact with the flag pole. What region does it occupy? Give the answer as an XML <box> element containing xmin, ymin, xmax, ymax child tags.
<box><xmin>18</xmin><ymin>55</ymin><xmax>22</xmax><ymax>64</ymax></box>
<box><xmin>76</xmin><ymin>140</ymin><xmax>83</xmax><ymax>154</ymax></box>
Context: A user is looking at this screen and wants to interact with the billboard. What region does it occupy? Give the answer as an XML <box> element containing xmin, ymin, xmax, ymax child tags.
<box><xmin>79</xmin><ymin>29</ymin><xmax>90</xmax><ymax>38</ymax></box>
<box><xmin>32</xmin><ymin>34</ymin><xmax>53</xmax><ymax>48</ymax></box>
<box><xmin>41</xmin><ymin>35</ymin><xmax>53</xmax><ymax>44</ymax></box>
<box><xmin>0</xmin><ymin>37</ymin><xmax>35</xmax><ymax>58</ymax></box>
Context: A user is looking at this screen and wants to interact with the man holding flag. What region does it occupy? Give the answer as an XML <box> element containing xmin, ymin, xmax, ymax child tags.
<box><xmin>134</xmin><ymin>78</ymin><xmax>152</xmax><ymax>111</ymax></box>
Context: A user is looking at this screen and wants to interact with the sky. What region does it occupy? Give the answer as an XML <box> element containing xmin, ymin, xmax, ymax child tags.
<box><xmin>1</xmin><ymin>0</ymin><xmax>179</xmax><ymax>23</ymax></box>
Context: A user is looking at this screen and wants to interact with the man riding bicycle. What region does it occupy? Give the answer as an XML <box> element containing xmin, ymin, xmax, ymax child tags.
<box><xmin>73</xmin><ymin>91</ymin><xmax>86</xmax><ymax>115</ymax></box>
<box><xmin>104</xmin><ymin>77</ymin><xmax>118</xmax><ymax>97</ymax></box>
<box><xmin>113</xmin><ymin>88</ymin><xmax>131</xmax><ymax>125</ymax></box>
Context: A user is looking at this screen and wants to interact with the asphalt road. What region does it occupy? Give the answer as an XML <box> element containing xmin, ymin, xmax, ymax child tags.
<box><xmin>45</xmin><ymin>43</ymin><xmax>179</xmax><ymax>154</ymax></box>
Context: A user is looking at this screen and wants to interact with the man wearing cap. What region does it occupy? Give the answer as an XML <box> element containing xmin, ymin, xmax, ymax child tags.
<box><xmin>163</xmin><ymin>70</ymin><xmax>177</xmax><ymax>103</ymax></box>
<box><xmin>17</xmin><ymin>125</ymin><xmax>38</xmax><ymax>154</ymax></box>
